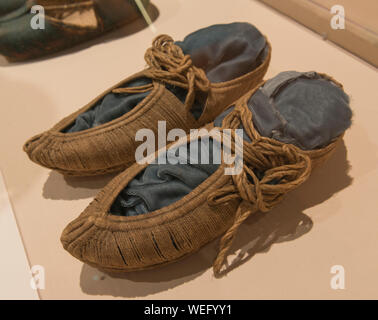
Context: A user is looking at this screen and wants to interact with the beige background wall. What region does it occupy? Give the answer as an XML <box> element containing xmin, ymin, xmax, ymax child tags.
<box><xmin>258</xmin><ymin>0</ymin><xmax>378</xmax><ymax>67</ymax></box>
<box><xmin>0</xmin><ymin>0</ymin><xmax>377</xmax><ymax>299</ymax></box>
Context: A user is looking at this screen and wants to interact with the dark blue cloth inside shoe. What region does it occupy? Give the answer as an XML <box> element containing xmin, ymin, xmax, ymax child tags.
<box><xmin>64</xmin><ymin>22</ymin><xmax>268</xmax><ymax>133</ymax></box>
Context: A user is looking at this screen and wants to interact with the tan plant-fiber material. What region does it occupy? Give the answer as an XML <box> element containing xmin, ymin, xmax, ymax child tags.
<box><xmin>23</xmin><ymin>35</ymin><xmax>271</xmax><ymax>176</ymax></box>
<box><xmin>61</xmin><ymin>75</ymin><xmax>346</xmax><ymax>277</ymax></box>
<box><xmin>114</xmin><ymin>35</ymin><xmax>211</xmax><ymax>115</ymax></box>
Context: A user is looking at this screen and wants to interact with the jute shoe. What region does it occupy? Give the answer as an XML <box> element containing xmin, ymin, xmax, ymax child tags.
<box><xmin>60</xmin><ymin>71</ymin><xmax>352</xmax><ymax>276</ymax></box>
<box><xmin>24</xmin><ymin>22</ymin><xmax>271</xmax><ymax>176</ymax></box>
<box><xmin>0</xmin><ymin>0</ymin><xmax>150</xmax><ymax>62</ymax></box>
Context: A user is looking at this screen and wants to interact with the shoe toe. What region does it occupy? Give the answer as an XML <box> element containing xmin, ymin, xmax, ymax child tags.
<box><xmin>61</xmin><ymin>215</ymin><xmax>130</xmax><ymax>271</ymax></box>
<box><xmin>23</xmin><ymin>133</ymin><xmax>42</xmax><ymax>154</ymax></box>
<box><xmin>23</xmin><ymin>132</ymin><xmax>54</xmax><ymax>168</ymax></box>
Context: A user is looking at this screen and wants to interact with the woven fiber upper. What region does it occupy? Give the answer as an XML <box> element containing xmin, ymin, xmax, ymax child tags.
<box><xmin>60</xmin><ymin>72</ymin><xmax>351</xmax><ymax>276</ymax></box>
<box><xmin>23</xmin><ymin>23</ymin><xmax>271</xmax><ymax>176</ymax></box>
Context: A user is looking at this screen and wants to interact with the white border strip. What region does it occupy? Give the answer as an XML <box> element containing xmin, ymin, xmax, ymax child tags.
<box><xmin>0</xmin><ymin>170</ymin><xmax>39</xmax><ymax>300</ymax></box>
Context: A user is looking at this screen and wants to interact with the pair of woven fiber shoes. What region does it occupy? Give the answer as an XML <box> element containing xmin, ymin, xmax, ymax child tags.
<box><xmin>0</xmin><ymin>0</ymin><xmax>150</xmax><ymax>62</ymax></box>
<box><xmin>24</xmin><ymin>22</ymin><xmax>352</xmax><ymax>276</ymax></box>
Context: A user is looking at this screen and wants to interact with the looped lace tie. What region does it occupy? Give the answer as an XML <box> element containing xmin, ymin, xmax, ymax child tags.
<box><xmin>208</xmin><ymin>102</ymin><xmax>312</xmax><ymax>276</ymax></box>
<box><xmin>113</xmin><ymin>34</ymin><xmax>211</xmax><ymax>114</ymax></box>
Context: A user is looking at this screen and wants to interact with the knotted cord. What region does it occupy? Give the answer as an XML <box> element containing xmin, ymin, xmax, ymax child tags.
<box><xmin>113</xmin><ymin>35</ymin><xmax>211</xmax><ymax>114</ymax></box>
<box><xmin>208</xmin><ymin>100</ymin><xmax>312</xmax><ymax>276</ymax></box>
